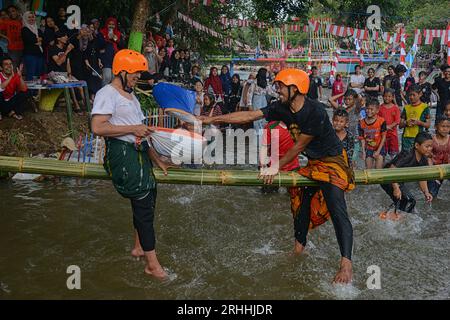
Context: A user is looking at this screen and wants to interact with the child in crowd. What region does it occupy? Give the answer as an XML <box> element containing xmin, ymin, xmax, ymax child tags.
<box><xmin>193</xmin><ymin>80</ymin><xmax>204</xmax><ymax>116</ymax></box>
<box><xmin>418</xmin><ymin>71</ymin><xmax>432</xmax><ymax>105</ymax></box>
<box><xmin>358</xmin><ymin>93</ymin><xmax>367</xmax><ymax>119</ymax></box>
<box><xmin>445</xmin><ymin>102</ymin><xmax>450</xmax><ymax>118</ymax></box>
<box><xmin>201</xmin><ymin>93</ymin><xmax>222</xmax><ymax>117</ymax></box>
<box><xmin>358</xmin><ymin>99</ymin><xmax>387</xmax><ymax>169</ymax></box>
<box><xmin>332</xmin><ymin>108</ymin><xmax>355</xmax><ymax>162</ymax></box>
<box><xmin>427</xmin><ymin>116</ymin><xmax>450</xmax><ymax>198</ymax></box>
<box><xmin>329</xmin><ymin>89</ymin><xmax>361</xmax><ymax>166</ymax></box>
<box><xmin>332</xmin><ymin>73</ymin><xmax>345</xmax><ymax>106</ymax></box>
<box><xmin>381</xmin><ymin>132</ymin><xmax>434</xmax><ymax>215</ymax></box>
<box><xmin>378</xmin><ymin>89</ymin><xmax>400</xmax><ymax>160</ymax></box>
<box><xmin>391</xmin><ymin>64</ymin><xmax>407</xmax><ymax>107</ymax></box>
<box><xmin>399</xmin><ymin>85</ymin><xmax>431</xmax><ymax>152</ymax></box>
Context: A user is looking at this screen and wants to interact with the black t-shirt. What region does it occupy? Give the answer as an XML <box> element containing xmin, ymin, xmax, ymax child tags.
<box><xmin>383</xmin><ymin>74</ymin><xmax>395</xmax><ymax>90</ymax></box>
<box><xmin>47</xmin><ymin>45</ymin><xmax>67</xmax><ymax>72</ymax></box>
<box><xmin>432</xmin><ymin>77</ymin><xmax>450</xmax><ymax>108</ymax></box>
<box><xmin>364</xmin><ymin>77</ymin><xmax>381</xmax><ymax>98</ymax></box>
<box><xmin>261</xmin><ymin>98</ymin><xmax>343</xmax><ymax>159</ymax></box>
<box><xmin>419</xmin><ymin>82</ymin><xmax>432</xmax><ymax>104</ymax></box>
<box><xmin>307</xmin><ymin>76</ymin><xmax>322</xmax><ymax>100</ymax></box>
<box><xmin>390</xmin><ymin>76</ymin><xmax>403</xmax><ymax>107</ymax></box>
<box><xmin>386</xmin><ymin>149</ymin><xmax>428</xmax><ymax>169</ymax></box>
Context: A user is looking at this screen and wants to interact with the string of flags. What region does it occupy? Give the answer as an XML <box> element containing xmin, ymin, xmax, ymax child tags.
<box><xmin>177</xmin><ymin>12</ymin><xmax>251</xmax><ymax>51</ymax></box>
<box><xmin>220</xmin><ymin>17</ymin><xmax>449</xmax><ymax>47</ymax></box>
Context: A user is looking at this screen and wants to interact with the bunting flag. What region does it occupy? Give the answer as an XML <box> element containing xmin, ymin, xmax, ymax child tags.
<box><xmin>308</xmin><ymin>19</ymin><xmax>320</xmax><ymax>33</ymax></box>
<box><xmin>399</xmin><ymin>30</ymin><xmax>407</xmax><ymax>66</ymax></box>
<box><xmin>413</xmin><ymin>29</ymin><xmax>422</xmax><ymax>46</ymax></box>
<box><xmin>423</xmin><ymin>29</ymin><xmax>445</xmax><ymax>45</ymax></box>
<box><xmin>177</xmin><ymin>12</ymin><xmax>251</xmax><ymax>51</ymax></box>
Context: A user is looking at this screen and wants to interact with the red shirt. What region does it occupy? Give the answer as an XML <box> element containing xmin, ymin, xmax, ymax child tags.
<box><xmin>0</xmin><ymin>19</ymin><xmax>24</xmax><ymax>51</ymax></box>
<box><xmin>378</xmin><ymin>104</ymin><xmax>400</xmax><ymax>137</ymax></box>
<box><xmin>262</xmin><ymin>121</ymin><xmax>300</xmax><ymax>171</ymax></box>
<box><xmin>0</xmin><ymin>72</ymin><xmax>27</xmax><ymax>101</ymax></box>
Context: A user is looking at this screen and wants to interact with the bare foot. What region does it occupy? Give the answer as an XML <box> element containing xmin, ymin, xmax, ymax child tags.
<box><xmin>144</xmin><ymin>265</ymin><xmax>168</xmax><ymax>280</ymax></box>
<box><xmin>333</xmin><ymin>258</ymin><xmax>353</xmax><ymax>284</ymax></box>
<box><xmin>131</xmin><ymin>248</ymin><xmax>145</xmax><ymax>259</ymax></box>
<box><xmin>292</xmin><ymin>240</ymin><xmax>305</xmax><ymax>255</ymax></box>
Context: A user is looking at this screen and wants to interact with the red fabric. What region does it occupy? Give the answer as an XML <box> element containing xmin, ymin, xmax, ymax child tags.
<box><xmin>378</xmin><ymin>104</ymin><xmax>400</xmax><ymax>137</ymax></box>
<box><xmin>204</xmin><ymin>69</ymin><xmax>224</xmax><ymax>97</ymax></box>
<box><xmin>153</xmin><ymin>34</ymin><xmax>165</xmax><ymax>50</ymax></box>
<box><xmin>384</xmin><ymin>134</ymin><xmax>399</xmax><ymax>154</ymax></box>
<box><xmin>0</xmin><ymin>19</ymin><xmax>23</xmax><ymax>50</ymax></box>
<box><xmin>332</xmin><ymin>80</ymin><xmax>345</xmax><ymax>104</ymax></box>
<box><xmin>262</xmin><ymin>121</ymin><xmax>300</xmax><ymax>172</ymax></box>
<box><xmin>0</xmin><ymin>73</ymin><xmax>27</xmax><ymax>101</ymax></box>
<box><xmin>432</xmin><ymin>136</ymin><xmax>450</xmax><ymax>165</ymax></box>
<box><xmin>100</xmin><ymin>17</ymin><xmax>122</xmax><ymax>53</ymax></box>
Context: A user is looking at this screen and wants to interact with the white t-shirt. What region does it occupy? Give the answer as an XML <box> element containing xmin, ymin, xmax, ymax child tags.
<box><xmin>350</xmin><ymin>74</ymin><xmax>365</xmax><ymax>94</ymax></box>
<box><xmin>91</xmin><ymin>85</ymin><xmax>145</xmax><ymax>143</ymax></box>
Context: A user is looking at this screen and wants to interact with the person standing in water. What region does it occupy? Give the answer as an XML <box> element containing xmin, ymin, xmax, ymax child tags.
<box><xmin>91</xmin><ymin>49</ymin><xmax>172</xmax><ymax>280</ymax></box>
<box><xmin>200</xmin><ymin>69</ymin><xmax>355</xmax><ymax>284</ymax></box>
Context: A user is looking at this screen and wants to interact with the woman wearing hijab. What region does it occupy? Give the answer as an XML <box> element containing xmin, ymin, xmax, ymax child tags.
<box><xmin>99</xmin><ymin>17</ymin><xmax>124</xmax><ymax>86</ymax></box>
<box><xmin>21</xmin><ymin>11</ymin><xmax>44</xmax><ymax>81</ymax></box>
<box><xmin>228</xmin><ymin>73</ymin><xmax>242</xmax><ymax>113</ymax></box>
<box><xmin>219</xmin><ymin>65</ymin><xmax>232</xmax><ymax>111</ymax></box>
<box><xmin>204</xmin><ymin>67</ymin><xmax>224</xmax><ymax>102</ymax></box>
<box><xmin>144</xmin><ymin>40</ymin><xmax>159</xmax><ymax>75</ymax></box>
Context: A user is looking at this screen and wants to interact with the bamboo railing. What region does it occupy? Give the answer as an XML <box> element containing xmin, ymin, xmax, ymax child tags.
<box><xmin>1</xmin><ymin>156</ymin><xmax>449</xmax><ymax>187</ymax></box>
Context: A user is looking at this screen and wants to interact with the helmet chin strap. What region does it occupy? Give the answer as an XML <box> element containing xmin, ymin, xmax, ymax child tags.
<box><xmin>120</xmin><ymin>72</ymin><xmax>133</xmax><ymax>93</ymax></box>
<box><xmin>287</xmin><ymin>86</ymin><xmax>300</xmax><ymax>109</ymax></box>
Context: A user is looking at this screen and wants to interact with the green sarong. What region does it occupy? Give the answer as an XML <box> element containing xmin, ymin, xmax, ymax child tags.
<box><xmin>104</xmin><ymin>138</ymin><xmax>156</xmax><ymax>199</ymax></box>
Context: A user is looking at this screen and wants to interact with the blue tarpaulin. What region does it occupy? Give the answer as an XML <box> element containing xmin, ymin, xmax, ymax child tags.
<box><xmin>153</xmin><ymin>83</ymin><xmax>196</xmax><ymax>115</ymax></box>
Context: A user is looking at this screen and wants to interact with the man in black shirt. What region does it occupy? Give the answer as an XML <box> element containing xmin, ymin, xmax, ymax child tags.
<box><xmin>432</xmin><ymin>64</ymin><xmax>450</xmax><ymax>117</ymax></box>
<box><xmin>307</xmin><ymin>66</ymin><xmax>322</xmax><ymax>101</ymax></box>
<box><xmin>47</xmin><ymin>30</ymin><xmax>74</xmax><ymax>73</ymax></box>
<box><xmin>200</xmin><ymin>68</ymin><xmax>355</xmax><ymax>284</ymax></box>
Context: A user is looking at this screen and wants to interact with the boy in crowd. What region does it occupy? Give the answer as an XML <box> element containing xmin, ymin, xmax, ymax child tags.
<box><xmin>358</xmin><ymin>99</ymin><xmax>387</xmax><ymax>169</ymax></box>
<box><xmin>399</xmin><ymin>85</ymin><xmax>431</xmax><ymax>152</ymax></box>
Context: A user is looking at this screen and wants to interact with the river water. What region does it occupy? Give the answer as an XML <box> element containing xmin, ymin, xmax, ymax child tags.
<box><xmin>0</xmin><ymin>176</ymin><xmax>449</xmax><ymax>300</ymax></box>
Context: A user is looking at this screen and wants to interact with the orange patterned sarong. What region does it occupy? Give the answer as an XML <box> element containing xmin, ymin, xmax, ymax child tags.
<box><xmin>289</xmin><ymin>152</ymin><xmax>355</xmax><ymax>230</ymax></box>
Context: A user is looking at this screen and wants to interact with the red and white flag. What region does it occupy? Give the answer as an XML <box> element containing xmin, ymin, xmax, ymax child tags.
<box><xmin>413</xmin><ymin>29</ymin><xmax>422</xmax><ymax>46</ymax></box>
<box><xmin>308</xmin><ymin>19</ymin><xmax>319</xmax><ymax>32</ymax></box>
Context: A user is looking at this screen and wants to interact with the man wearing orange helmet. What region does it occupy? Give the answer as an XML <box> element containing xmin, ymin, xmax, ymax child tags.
<box><xmin>200</xmin><ymin>68</ymin><xmax>355</xmax><ymax>284</ymax></box>
<box><xmin>91</xmin><ymin>49</ymin><xmax>172</xmax><ymax>280</ymax></box>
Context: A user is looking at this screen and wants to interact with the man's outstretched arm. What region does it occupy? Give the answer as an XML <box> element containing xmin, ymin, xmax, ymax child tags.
<box><xmin>199</xmin><ymin>110</ymin><xmax>264</xmax><ymax>125</ymax></box>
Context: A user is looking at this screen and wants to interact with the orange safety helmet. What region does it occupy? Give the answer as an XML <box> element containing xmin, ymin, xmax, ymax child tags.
<box><xmin>112</xmin><ymin>49</ymin><xmax>148</xmax><ymax>75</ymax></box>
<box><xmin>274</xmin><ymin>68</ymin><xmax>310</xmax><ymax>95</ymax></box>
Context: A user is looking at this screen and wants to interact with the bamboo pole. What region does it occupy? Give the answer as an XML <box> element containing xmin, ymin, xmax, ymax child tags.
<box><xmin>1</xmin><ymin>156</ymin><xmax>449</xmax><ymax>187</ymax></box>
